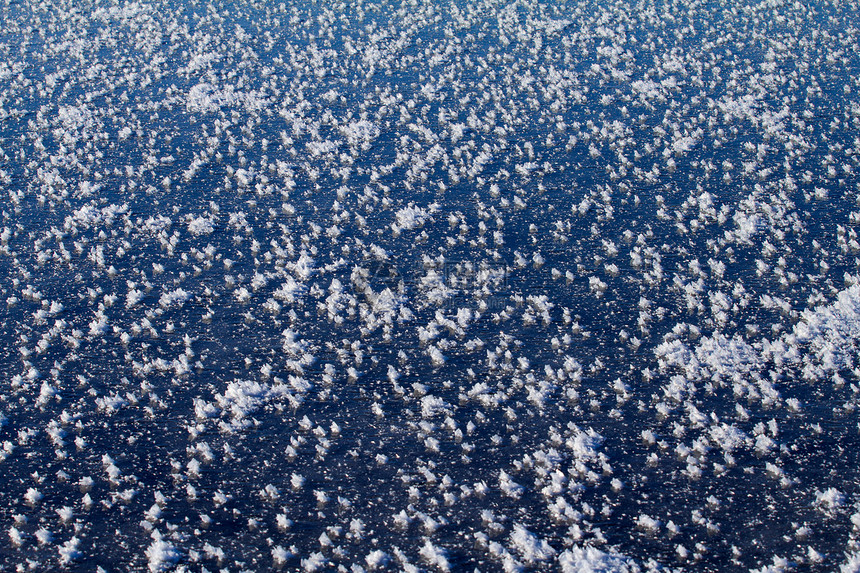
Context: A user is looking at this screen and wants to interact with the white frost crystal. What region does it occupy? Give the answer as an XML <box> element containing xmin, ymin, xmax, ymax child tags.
<box><xmin>146</xmin><ymin>531</ymin><xmax>180</xmax><ymax>572</ymax></box>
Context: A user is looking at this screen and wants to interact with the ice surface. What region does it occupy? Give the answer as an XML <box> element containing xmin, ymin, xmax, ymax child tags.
<box><xmin>1</xmin><ymin>0</ymin><xmax>859</xmax><ymax>569</ymax></box>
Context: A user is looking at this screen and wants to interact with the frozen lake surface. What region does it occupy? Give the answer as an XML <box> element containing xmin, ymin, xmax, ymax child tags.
<box><xmin>1</xmin><ymin>0</ymin><xmax>860</xmax><ymax>570</ymax></box>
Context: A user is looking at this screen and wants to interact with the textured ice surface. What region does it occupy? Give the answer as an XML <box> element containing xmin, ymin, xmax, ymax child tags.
<box><xmin>1</xmin><ymin>0</ymin><xmax>860</xmax><ymax>570</ymax></box>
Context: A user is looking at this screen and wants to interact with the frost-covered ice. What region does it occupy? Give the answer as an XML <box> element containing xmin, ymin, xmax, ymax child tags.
<box><xmin>1</xmin><ymin>0</ymin><xmax>860</xmax><ymax>570</ymax></box>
